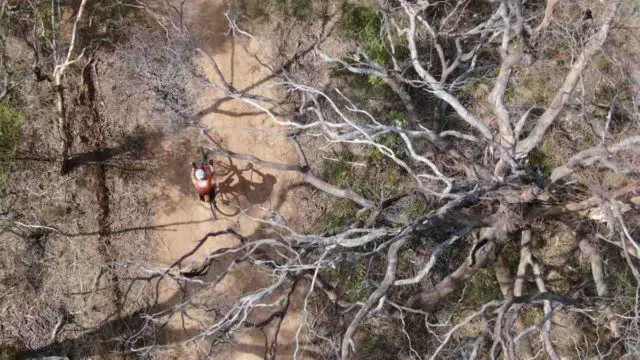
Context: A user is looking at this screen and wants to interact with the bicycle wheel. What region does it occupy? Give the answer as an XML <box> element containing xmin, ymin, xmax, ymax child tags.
<box><xmin>213</xmin><ymin>191</ymin><xmax>241</xmax><ymax>217</ymax></box>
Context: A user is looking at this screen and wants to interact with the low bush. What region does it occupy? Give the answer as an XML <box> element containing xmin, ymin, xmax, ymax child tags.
<box><xmin>0</xmin><ymin>101</ymin><xmax>22</xmax><ymax>189</ymax></box>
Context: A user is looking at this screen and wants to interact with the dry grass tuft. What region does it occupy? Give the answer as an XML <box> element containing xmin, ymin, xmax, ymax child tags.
<box><xmin>536</xmin><ymin>222</ymin><xmax>576</xmax><ymax>268</ymax></box>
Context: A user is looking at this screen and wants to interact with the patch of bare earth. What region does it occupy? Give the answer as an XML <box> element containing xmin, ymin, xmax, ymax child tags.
<box><xmin>151</xmin><ymin>1</ymin><xmax>316</xmax><ymax>358</ymax></box>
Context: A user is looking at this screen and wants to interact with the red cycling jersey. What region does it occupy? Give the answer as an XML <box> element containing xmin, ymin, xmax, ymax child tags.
<box><xmin>191</xmin><ymin>164</ymin><xmax>215</xmax><ymax>196</ymax></box>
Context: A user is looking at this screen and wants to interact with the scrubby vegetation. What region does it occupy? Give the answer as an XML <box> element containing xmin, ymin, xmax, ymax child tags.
<box><xmin>0</xmin><ymin>102</ymin><xmax>22</xmax><ymax>188</ymax></box>
<box><xmin>0</xmin><ymin>0</ymin><xmax>639</xmax><ymax>359</ymax></box>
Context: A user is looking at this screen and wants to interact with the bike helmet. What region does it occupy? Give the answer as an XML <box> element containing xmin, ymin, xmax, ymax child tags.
<box><xmin>195</xmin><ymin>168</ymin><xmax>206</xmax><ymax>180</ymax></box>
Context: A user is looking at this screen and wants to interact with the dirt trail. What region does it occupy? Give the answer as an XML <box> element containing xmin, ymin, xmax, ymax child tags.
<box><xmin>152</xmin><ymin>1</ymin><xmax>310</xmax><ymax>358</ymax></box>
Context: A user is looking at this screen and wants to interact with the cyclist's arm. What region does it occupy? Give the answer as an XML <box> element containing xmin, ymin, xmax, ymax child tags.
<box><xmin>190</xmin><ymin>167</ymin><xmax>199</xmax><ymax>186</ymax></box>
<box><xmin>203</xmin><ymin>164</ymin><xmax>215</xmax><ymax>176</ymax></box>
<box><xmin>206</xmin><ymin>167</ymin><xmax>216</xmax><ymax>187</ymax></box>
<box><xmin>209</xmin><ymin>174</ymin><xmax>215</xmax><ymax>186</ymax></box>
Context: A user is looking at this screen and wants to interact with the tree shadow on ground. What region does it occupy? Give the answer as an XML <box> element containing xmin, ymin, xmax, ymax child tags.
<box><xmin>14</xmin><ymin>224</ymin><xmax>308</xmax><ymax>359</ymax></box>
<box><xmin>185</xmin><ymin>0</ymin><xmax>232</xmax><ymax>56</ymax></box>
<box><xmin>16</xmin><ymin>130</ymin><xmax>162</xmax><ymax>174</ymax></box>
<box><xmin>11</xmin><ymin>156</ymin><xmax>323</xmax><ymax>359</ymax></box>
<box><xmin>60</xmin><ymin>132</ymin><xmax>156</xmax><ymax>174</ymax></box>
<box><xmin>15</xmin><ymin>243</ymin><xmax>244</xmax><ymax>358</ymax></box>
<box><xmin>193</xmin><ymin>5</ymin><xmax>342</xmax><ymax>120</ymax></box>
<box><xmin>15</xmin><ymin>291</ymin><xmax>187</xmax><ymax>358</ymax></box>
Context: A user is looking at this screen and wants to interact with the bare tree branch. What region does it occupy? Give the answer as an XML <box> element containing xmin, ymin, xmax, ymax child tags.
<box><xmin>549</xmin><ymin>136</ymin><xmax>640</xmax><ymax>182</ymax></box>
<box><xmin>202</xmin><ymin>131</ymin><xmax>375</xmax><ymax>208</ymax></box>
<box><xmin>341</xmin><ymin>236</ymin><xmax>408</xmax><ymax>359</ymax></box>
<box><xmin>400</xmin><ymin>1</ymin><xmax>493</xmax><ymax>140</ymax></box>
<box><xmin>578</xmin><ymin>236</ymin><xmax>620</xmax><ymax>338</ymax></box>
<box><xmin>406</xmin><ymin>228</ymin><xmax>500</xmax><ymax>311</ymax></box>
<box><xmin>516</xmin><ymin>0</ymin><xmax>622</xmax><ymax>157</ymax></box>
<box><xmin>394</xmin><ymin>226</ymin><xmax>472</xmax><ymax>286</ymax></box>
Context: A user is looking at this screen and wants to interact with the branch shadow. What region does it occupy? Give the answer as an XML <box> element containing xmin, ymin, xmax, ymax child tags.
<box><xmin>15</xmin><ymin>291</ymin><xmax>187</xmax><ymax>358</ymax></box>
<box><xmin>59</xmin><ymin>131</ymin><xmax>164</xmax><ymax>174</ymax></box>
<box><xmin>14</xmin><ymin>226</ymin><xmax>303</xmax><ymax>359</ymax></box>
<box><xmin>193</xmin><ymin>8</ymin><xmax>341</xmax><ymax>120</ymax></box>
<box><xmin>185</xmin><ymin>0</ymin><xmax>232</xmax><ymax>56</ymax></box>
<box><xmin>222</xmin><ymin>340</ymin><xmax>322</xmax><ymax>359</ymax></box>
<box><xmin>55</xmin><ymin>218</ymin><xmax>215</xmax><ymax>237</ymax></box>
<box><xmin>11</xmin><ymin>8</ymin><xmax>346</xmax><ymax>358</ymax></box>
<box><xmin>16</xmin><ymin>243</ymin><xmax>246</xmax><ymax>358</ymax></box>
<box><xmin>13</xmin><ymin>182</ymin><xmax>320</xmax><ymax>359</ymax></box>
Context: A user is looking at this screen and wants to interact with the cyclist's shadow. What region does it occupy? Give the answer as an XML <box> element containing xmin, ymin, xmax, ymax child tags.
<box><xmin>213</xmin><ymin>157</ymin><xmax>277</xmax><ymax>217</ymax></box>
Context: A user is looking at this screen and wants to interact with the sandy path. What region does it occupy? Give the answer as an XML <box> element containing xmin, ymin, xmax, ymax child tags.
<box><xmin>152</xmin><ymin>1</ymin><xmax>310</xmax><ymax>358</ymax></box>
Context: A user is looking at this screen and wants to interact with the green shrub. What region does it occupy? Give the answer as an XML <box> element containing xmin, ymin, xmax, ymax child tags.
<box><xmin>0</xmin><ymin>345</ymin><xmax>18</xmax><ymax>360</ymax></box>
<box><xmin>467</xmin><ymin>268</ymin><xmax>503</xmax><ymax>305</ymax></box>
<box><xmin>363</xmin><ymin>111</ymin><xmax>408</xmax><ymax>162</ymax></box>
<box><xmin>340</xmin><ymin>5</ymin><xmax>378</xmax><ymax>37</ymax></box>
<box><xmin>320</xmin><ymin>149</ymin><xmax>409</xmax><ymax>230</ymax></box>
<box><xmin>356</xmin><ymin>208</ymin><xmax>372</xmax><ymax>222</ymax></box>
<box><xmin>277</xmin><ymin>0</ymin><xmax>313</xmax><ymax>20</ymax></box>
<box><xmin>344</xmin><ymin>262</ymin><xmax>368</xmax><ymax>302</ymax></box>
<box><xmin>251</xmin><ymin>5</ymin><xmax>270</xmax><ymax>22</ymax></box>
<box><xmin>36</xmin><ymin>1</ymin><xmax>54</xmax><ymax>44</ymax></box>
<box><xmin>329</xmin><ymin>67</ymin><xmax>393</xmax><ymax>104</ymax></box>
<box><xmin>359</xmin><ymin>324</ymin><xmax>405</xmax><ymax>360</ymax></box>
<box><xmin>321</xmin><ymin>262</ymin><xmax>368</xmax><ymax>303</ymax></box>
<box><xmin>340</xmin><ymin>5</ymin><xmax>388</xmax><ymax>65</ymax></box>
<box><xmin>521</xmin><ymin>306</ymin><xmax>544</xmax><ymax>327</ymax></box>
<box><xmin>528</xmin><ymin>139</ymin><xmax>561</xmax><ymax>174</ymax></box>
<box><xmin>365</xmin><ymin>133</ymin><xmax>408</xmax><ymax>163</ymax></box>
<box><xmin>323</xmin><ymin>158</ymin><xmax>351</xmax><ymax>187</ymax></box>
<box><xmin>501</xmin><ymin>241</ymin><xmax>521</xmax><ymax>275</ymax></box>
<box><xmin>321</xmin><ymin>199</ymin><xmax>357</xmax><ymax>232</ymax></box>
<box><xmin>507</xmin><ymin>69</ymin><xmax>558</xmax><ymax>106</ymax></box>
<box><xmin>450</xmin><ymin>268</ymin><xmax>502</xmax><ymax>311</ymax></box>
<box><xmin>405</xmin><ymin>201</ymin><xmax>428</xmax><ymax>221</ymax></box>
<box><xmin>384</xmin><ymin>168</ymin><xmax>401</xmax><ymax>187</ymax></box>
<box><xmin>389</xmin><ymin>110</ymin><xmax>407</xmax><ymax>125</ymax></box>
<box><xmin>0</xmin><ymin>102</ymin><xmax>22</xmax><ymax>188</ymax></box>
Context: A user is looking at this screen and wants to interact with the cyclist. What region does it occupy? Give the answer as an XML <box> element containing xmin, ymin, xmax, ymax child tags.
<box><xmin>191</xmin><ymin>160</ymin><xmax>216</xmax><ymax>202</ymax></box>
